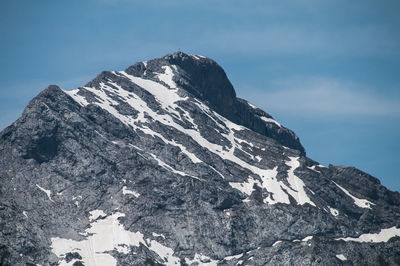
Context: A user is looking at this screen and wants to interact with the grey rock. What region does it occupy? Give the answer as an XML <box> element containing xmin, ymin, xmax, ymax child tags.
<box><xmin>0</xmin><ymin>52</ymin><xmax>399</xmax><ymax>265</ymax></box>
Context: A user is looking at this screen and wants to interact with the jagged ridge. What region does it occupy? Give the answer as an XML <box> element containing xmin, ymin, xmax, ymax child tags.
<box><xmin>124</xmin><ymin>52</ymin><xmax>305</xmax><ymax>154</ymax></box>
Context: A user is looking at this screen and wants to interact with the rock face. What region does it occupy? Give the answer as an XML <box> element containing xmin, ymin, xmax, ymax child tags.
<box><xmin>0</xmin><ymin>52</ymin><xmax>399</xmax><ymax>266</ymax></box>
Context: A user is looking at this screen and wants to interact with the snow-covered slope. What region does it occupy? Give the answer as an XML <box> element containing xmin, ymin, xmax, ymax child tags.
<box><xmin>0</xmin><ymin>52</ymin><xmax>399</xmax><ymax>265</ymax></box>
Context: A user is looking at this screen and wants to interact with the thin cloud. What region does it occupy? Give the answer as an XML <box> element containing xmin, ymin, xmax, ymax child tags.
<box><xmin>243</xmin><ymin>77</ymin><xmax>400</xmax><ymax>117</ymax></box>
<box><xmin>198</xmin><ymin>25</ymin><xmax>400</xmax><ymax>58</ymax></box>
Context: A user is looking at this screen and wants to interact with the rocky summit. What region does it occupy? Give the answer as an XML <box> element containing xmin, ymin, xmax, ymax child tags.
<box><xmin>1</xmin><ymin>52</ymin><xmax>399</xmax><ymax>266</ymax></box>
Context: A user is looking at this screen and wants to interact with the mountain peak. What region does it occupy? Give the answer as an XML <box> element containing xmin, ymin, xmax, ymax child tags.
<box><xmin>163</xmin><ymin>51</ymin><xmax>209</xmax><ymax>61</ymax></box>
<box><xmin>122</xmin><ymin>52</ymin><xmax>305</xmax><ymax>154</ymax></box>
<box><xmin>2</xmin><ymin>52</ymin><xmax>398</xmax><ymax>265</ymax></box>
<box><xmin>126</xmin><ymin>51</ymin><xmax>236</xmax><ymax>109</ymax></box>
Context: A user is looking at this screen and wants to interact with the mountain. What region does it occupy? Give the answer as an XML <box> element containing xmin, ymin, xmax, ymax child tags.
<box><xmin>0</xmin><ymin>51</ymin><xmax>399</xmax><ymax>266</ymax></box>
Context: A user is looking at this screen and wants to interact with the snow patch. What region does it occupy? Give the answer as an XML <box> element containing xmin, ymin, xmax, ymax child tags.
<box><xmin>272</xmin><ymin>240</ymin><xmax>282</xmax><ymax>247</ymax></box>
<box><xmin>247</xmin><ymin>101</ymin><xmax>257</xmax><ymax>109</ymax></box>
<box><xmin>336</xmin><ymin>226</ymin><xmax>400</xmax><ymax>243</ymax></box>
<box><xmin>36</xmin><ymin>184</ymin><xmax>54</xmax><ymax>202</ymax></box>
<box><xmin>260</xmin><ymin>116</ymin><xmax>281</xmax><ymax>127</ymax></box>
<box><xmin>148</xmin><ymin>153</ymin><xmax>202</xmax><ymax>181</ymax></box>
<box><xmin>185</xmin><ymin>253</ymin><xmax>218</xmax><ymax>266</ymax></box>
<box><xmin>229</xmin><ymin>158</ymin><xmax>315</xmax><ymax>206</ymax></box>
<box><xmin>51</xmin><ymin>212</ymin><xmax>144</xmax><ymax>266</ymax></box>
<box><xmin>229</xmin><ymin>176</ymin><xmax>260</xmax><ymax>196</ymax></box>
<box><xmin>122</xmin><ymin>186</ymin><xmax>140</xmax><ymax>198</ymax></box>
<box><xmin>147</xmin><ymin>238</ymin><xmax>180</xmax><ymax>265</ymax></box>
<box><xmin>208</xmin><ymin>165</ymin><xmax>225</xmax><ymax>179</ymax></box>
<box><xmin>292</xmin><ymin>235</ymin><xmax>313</xmax><ymax>243</ymax></box>
<box><xmin>328</xmin><ymin>207</ymin><xmax>339</xmax><ymax>216</ymax></box>
<box><xmin>156</xmin><ymin>65</ymin><xmax>177</xmax><ymax>89</ymax></box>
<box><xmin>64</xmin><ymin>89</ymin><xmax>89</xmax><ymax>106</ymax></box>
<box><xmin>284</xmin><ymin>157</ymin><xmax>316</xmax><ymax>207</ymax></box>
<box><xmin>307</xmin><ymin>166</ymin><xmax>321</xmax><ymax>173</ymax></box>
<box><xmin>302</xmin><ymin>236</ymin><xmax>313</xmax><ymax>242</ymax></box>
<box><xmin>190</xmin><ymin>55</ymin><xmax>201</xmax><ymax>60</ymax></box>
<box><xmin>336</xmin><ymin>254</ymin><xmax>347</xmax><ymax>261</ymax></box>
<box><xmin>89</xmin><ymin>210</ymin><xmax>106</xmax><ymax>221</ymax></box>
<box><xmin>333</xmin><ymin>181</ymin><xmax>374</xmax><ymax>209</ymax></box>
<box><xmin>152</xmin><ymin>232</ymin><xmax>166</xmax><ymax>239</ymax></box>
<box><xmin>223</xmin><ymin>253</ymin><xmax>243</xmax><ymax>261</ymax></box>
<box><xmin>190</xmin><ymin>54</ymin><xmax>206</xmax><ymax>60</ymax></box>
<box><xmin>51</xmin><ymin>211</ymin><xmax>181</xmax><ymax>266</ymax></box>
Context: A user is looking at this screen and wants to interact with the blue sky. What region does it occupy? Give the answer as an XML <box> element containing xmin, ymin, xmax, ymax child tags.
<box><xmin>1</xmin><ymin>0</ymin><xmax>399</xmax><ymax>191</ymax></box>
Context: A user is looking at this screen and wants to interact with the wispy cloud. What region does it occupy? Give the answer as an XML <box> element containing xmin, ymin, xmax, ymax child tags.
<box><xmin>243</xmin><ymin>76</ymin><xmax>400</xmax><ymax>117</ymax></box>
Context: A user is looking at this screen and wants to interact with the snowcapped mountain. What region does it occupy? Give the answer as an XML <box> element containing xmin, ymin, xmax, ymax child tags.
<box><xmin>1</xmin><ymin>52</ymin><xmax>399</xmax><ymax>265</ymax></box>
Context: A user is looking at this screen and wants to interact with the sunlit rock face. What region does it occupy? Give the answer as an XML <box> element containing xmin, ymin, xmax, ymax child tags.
<box><xmin>1</xmin><ymin>52</ymin><xmax>399</xmax><ymax>266</ymax></box>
